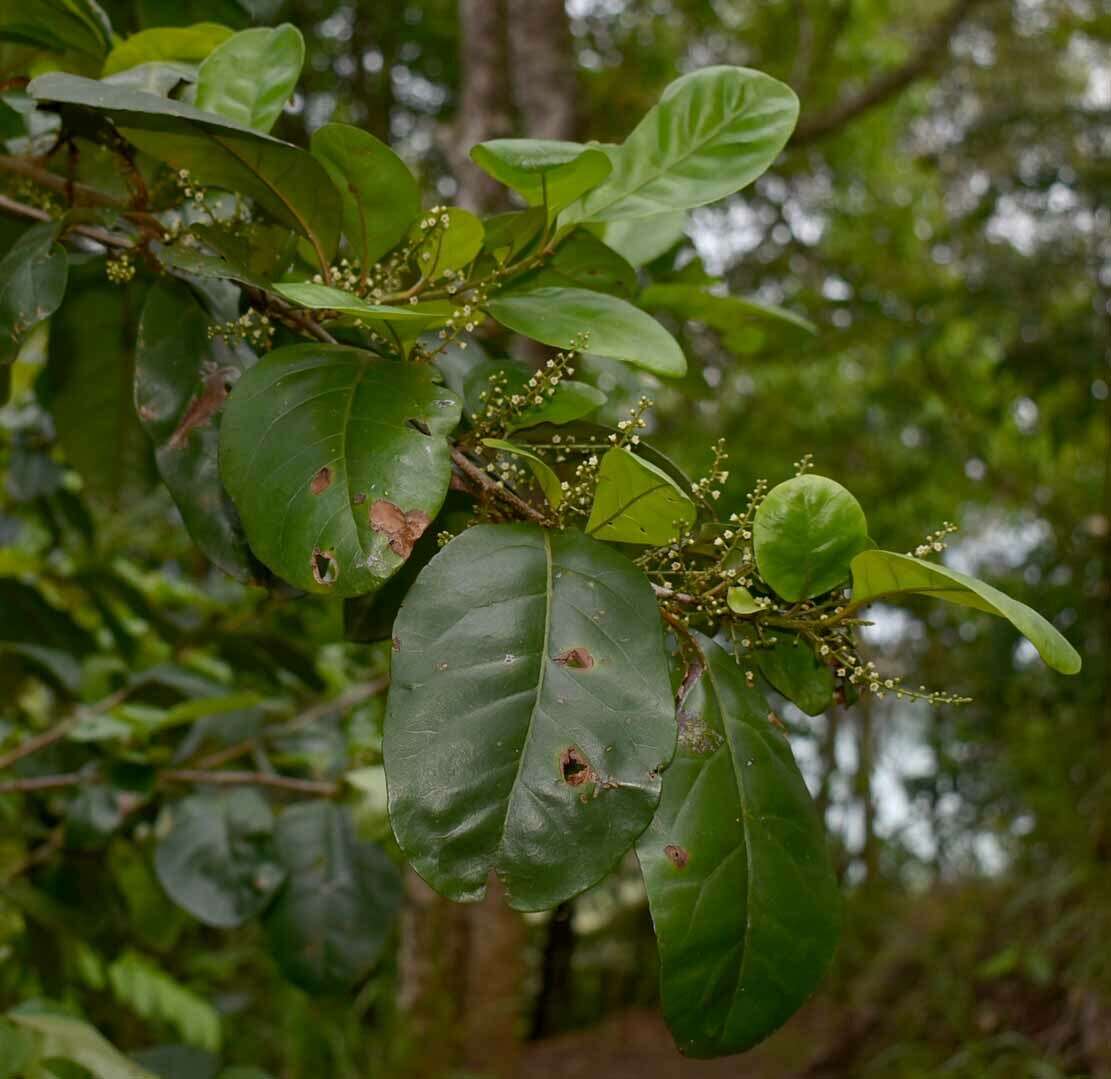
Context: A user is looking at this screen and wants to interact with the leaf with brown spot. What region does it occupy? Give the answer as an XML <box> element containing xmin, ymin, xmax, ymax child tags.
<box><xmin>559</xmin><ymin>745</ymin><xmax>596</xmax><ymax>786</ymax></box>
<box><xmin>369</xmin><ymin>500</ymin><xmax>431</xmax><ymax>559</ymax></box>
<box><xmin>555</xmin><ymin>647</ymin><xmax>594</xmax><ymax>670</ymax></box>
<box><xmin>664</xmin><ymin>844</ymin><xmax>688</xmax><ymax>869</ymax></box>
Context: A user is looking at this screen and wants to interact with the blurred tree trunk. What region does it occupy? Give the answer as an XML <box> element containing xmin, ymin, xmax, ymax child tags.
<box><xmin>530</xmin><ymin>901</ymin><xmax>576</xmax><ymax>1038</ymax></box>
<box><xmin>506</xmin><ymin>0</ymin><xmax>579</xmax><ymax>140</ymax></box>
<box><xmin>854</xmin><ymin>696</ymin><xmax>879</xmax><ymax>883</ymax></box>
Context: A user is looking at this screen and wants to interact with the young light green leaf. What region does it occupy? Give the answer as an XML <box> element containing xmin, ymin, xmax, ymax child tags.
<box><xmin>311</xmin><ymin>123</ymin><xmax>421</xmax><ymax>269</ymax></box>
<box><xmin>220</xmin><ymin>343</ymin><xmax>461</xmax><ymax>596</ymax></box>
<box><xmin>0</xmin><ymin>221</ymin><xmax>67</xmax><ymax>342</ymax></box>
<box><xmin>470</xmin><ymin>139</ymin><xmax>612</xmax><ymax>218</ymax></box>
<box><xmin>411</xmin><ymin>206</ymin><xmax>484</xmax><ymax>278</ymax></box>
<box><xmin>102</xmin><ymin>23</ymin><xmax>233</xmax><ymax>76</ymax></box>
<box><xmin>385</xmin><ymin>523</ymin><xmax>676</xmax><ymax>911</ymax></box>
<box><xmin>504</xmin><ymin>381</ymin><xmax>606</xmax><ymax>433</ymax></box>
<box><xmin>195</xmin><ymin>24</ymin><xmax>304</xmax><ymax>133</ymax></box>
<box><xmin>265</xmin><ymin>803</ymin><xmax>402</xmax><ymax>992</ymax></box>
<box><xmin>849</xmin><ymin>549</ymin><xmax>1082</xmax><ymax>675</ymax></box>
<box><xmin>562</xmin><ymin>66</ymin><xmax>799</xmax><ymax>224</ymax></box>
<box><xmin>754</xmin><ymin>633</ymin><xmax>834</xmax><ymax>716</ymax></box>
<box><xmin>640</xmin><ymin>282</ymin><xmax>817</xmax><ymax>337</ymax></box>
<box><xmin>753</xmin><ymin>475</ymin><xmax>871</xmax><ymax>602</ymax></box>
<box><xmin>586</xmin><ymin>446</ymin><xmax>696</xmax><ymax>545</ymax></box>
<box><xmin>481</xmin><ymin>438</ymin><xmax>564</xmax><ymax>507</ymax></box>
<box><xmin>154</xmin><ymin>789</ymin><xmax>285</xmax><ymax>928</ymax></box>
<box><xmin>636</xmin><ymin>633</ymin><xmax>840</xmax><ymax>1058</ymax></box>
<box><xmin>486</xmin><ymin>286</ymin><xmax>686</xmax><ymax>377</ymax></box>
<box><xmin>726</xmin><ymin>586</ymin><xmax>762</xmax><ymax>615</ymax></box>
<box><xmin>273</xmin><ymin>282</ymin><xmax>448</xmax><ymax>322</ymax></box>
<box><xmin>29</xmin><ymin>73</ymin><xmax>340</xmax><ymax>270</ymax></box>
<box><xmin>8</xmin><ymin>1007</ymin><xmax>156</xmax><ymax>1079</ymax></box>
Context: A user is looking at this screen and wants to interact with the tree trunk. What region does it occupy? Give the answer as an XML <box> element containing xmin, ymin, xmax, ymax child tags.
<box><xmin>506</xmin><ymin>0</ymin><xmax>579</xmax><ymax>140</ymax></box>
<box><xmin>854</xmin><ymin>697</ymin><xmax>879</xmax><ymax>883</ymax></box>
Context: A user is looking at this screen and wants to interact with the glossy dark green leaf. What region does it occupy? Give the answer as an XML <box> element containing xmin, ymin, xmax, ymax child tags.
<box><xmin>0</xmin><ymin>579</ymin><xmax>94</xmax><ymax>691</ymax></box>
<box><xmin>219</xmin><ymin>343</ymin><xmax>461</xmax><ymax>596</ymax></box>
<box><xmin>156</xmin><ymin>222</ymin><xmax>295</xmax><ymax>288</ymax></box>
<box><xmin>504</xmin><ymin>380</ymin><xmax>606</xmax><ymax>433</ymax></box>
<box><xmin>753</xmin><ymin>475</ymin><xmax>871</xmax><ymax>602</ymax></box>
<box><xmin>135</xmin><ymin>278</ymin><xmax>258</xmax><ymax>581</ymax></box>
<box><xmin>266</xmin><ymin>803</ymin><xmax>402</xmax><ymax>992</ymax></box>
<box><xmin>29</xmin><ymin>73</ymin><xmax>340</xmax><ymax>270</ymax></box>
<box><xmin>512</xmin><ymin>228</ymin><xmax>636</xmax><ymax>298</ymax></box>
<box><xmin>485</xmin><ymin>286</ymin><xmax>686</xmax><ymax>377</ymax></box>
<box><xmin>195</xmin><ymin>24</ymin><xmax>303</xmax><ymax>133</ymax></box>
<box><xmin>640</xmin><ymin>283</ymin><xmax>817</xmax><ymax>338</ymax></box>
<box><xmin>586</xmin><ymin>447</ymin><xmax>696</xmax><ymax>545</ymax></box>
<box><xmin>754</xmin><ymin>633</ymin><xmax>834</xmax><ymax>716</ymax></box>
<box><xmin>273</xmin><ymin>282</ymin><xmax>447</xmax><ymax>324</ymax></box>
<box><xmin>850</xmin><ymin>549</ymin><xmax>1082</xmax><ymax>675</ymax></box>
<box><xmin>0</xmin><ymin>0</ymin><xmax>112</xmax><ymax>58</ymax></box>
<box><xmin>0</xmin><ymin>221</ymin><xmax>67</xmax><ymax>342</ymax></box>
<box><xmin>43</xmin><ymin>276</ymin><xmax>154</xmax><ymax>502</ymax></box>
<box><xmin>311</xmin><ymin>123</ymin><xmax>422</xmax><ymax>269</ymax></box>
<box><xmin>154</xmin><ymin>789</ymin><xmax>285</xmax><ymax>928</ymax></box>
<box><xmin>481</xmin><ymin>438</ymin><xmax>563</xmax><ymax>507</ymax></box>
<box><xmin>385</xmin><ymin>523</ymin><xmax>675</xmax><ymax>911</ymax></box>
<box><xmin>102</xmin><ymin>22</ymin><xmax>233</xmax><ymax>76</ymax></box>
<box><xmin>480</xmin><ymin>207</ymin><xmax>545</xmax><ymax>265</ymax></box>
<box><xmin>470</xmin><ymin>139</ymin><xmax>611</xmax><ymax>218</ymax></box>
<box><xmin>563</xmin><ymin>67</ymin><xmax>798</xmax><ymax>223</ymax></box>
<box><xmin>637</xmin><ymin>633</ymin><xmax>840</xmax><ymax>1057</ymax></box>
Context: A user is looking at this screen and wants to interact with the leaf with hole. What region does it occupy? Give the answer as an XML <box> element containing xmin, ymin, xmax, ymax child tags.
<box><xmin>154</xmin><ymin>789</ymin><xmax>284</xmax><ymax>928</ymax></box>
<box><xmin>562</xmin><ymin>66</ymin><xmax>798</xmax><ymax>223</ymax></box>
<box><xmin>753</xmin><ymin>633</ymin><xmax>834</xmax><ymax>716</ymax></box>
<box><xmin>481</xmin><ymin>438</ymin><xmax>563</xmax><ymax>508</ymax></box>
<box><xmin>470</xmin><ymin>139</ymin><xmax>612</xmax><ymax>219</ymax></box>
<box><xmin>102</xmin><ymin>23</ymin><xmax>233</xmax><ymax>76</ymax></box>
<box><xmin>311</xmin><ymin>123</ymin><xmax>421</xmax><ymax>270</ymax></box>
<box><xmin>636</xmin><ymin>633</ymin><xmax>840</xmax><ymax>1057</ymax></box>
<box><xmin>849</xmin><ymin>549</ymin><xmax>1081</xmax><ymax>675</ymax></box>
<box><xmin>265</xmin><ymin>803</ymin><xmax>402</xmax><ymax>992</ymax></box>
<box><xmin>485</xmin><ymin>287</ymin><xmax>686</xmax><ymax>377</ymax></box>
<box><xmin>586</xmin><ymin>446</ymin><xmax>696</xmax><ymax>545</ymax></box>
<box><xmin>385</xmin><ymin>523</ymin><xmax>675</xmax><ymax>911</ymax></box>
<box><xmin>219</xmin><ymin>343</ymin><xmax>461</xmax><ymax>596</ymax></box>
<box><xmin>0</xmin><ymin>221</ymin><xmax>68</xmax><ymax>342</ymax></box>
<box><xmin>135</xmin><ymin>278</ymin><xmax>259</xmax><ymax>581</ymax></box>
<box><xmin>753</xmin><ymin>475</ymin><xmax>871</xmax><ymax>602</ymax></box>
<box><xmin>29</xmin><ymin>73</ymin><xmax>340</xmax><ymax>271</ymax></box>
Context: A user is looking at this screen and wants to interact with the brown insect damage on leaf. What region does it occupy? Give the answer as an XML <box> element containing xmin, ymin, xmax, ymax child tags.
<box><xmin>369</xmin><ymin>500</ymin><xmax>430</xmax><ymax>559</ymax></box>
<box><xmin>168</xmin><ymin>363</ymin><xmax>236</xmax><ymax>449</ymax></box>
<box><xmin>311</xmin><ymin>547</ymin><xmax>338</xmax><ymax>585</ymax></box>
<box><xmin>555</xmin><ymin>647</ymin><xmax>595</xmax><ymax>670</ymax></box>
<box><xmin>310</xmin><ymin>465</ymin><xmax>333</xmax><ymax>495</ymax></box>
<box><xmin>352</xmin><ymin>492</ymin><xmax>367</xmax><ymax>505</ymax></box>
<box><xmin>559</xmin><ymin>746</ymin><xmax>596</xmax><ymax>787</ymax></box>
<box><xmin>664</xmin><ymin>844</ymin><xmax>689</xmax><ymax>869</ymax></box>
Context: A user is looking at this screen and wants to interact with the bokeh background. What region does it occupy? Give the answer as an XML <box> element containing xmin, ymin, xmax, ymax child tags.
<box><xmin>1</xmin><ymin>0</ymin><xmax>1108</xmax><ymax>1076</ymax></box>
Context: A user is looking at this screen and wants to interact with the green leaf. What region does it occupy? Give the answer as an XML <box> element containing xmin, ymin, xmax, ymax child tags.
<box><xmin>726</xmin><ymin>586</ymin><xmax>761</xmax><ymax>615</ymax></box>
<box><xmin>154</xmin><ymin>789</ymin><xmax>285</xmax><ymax>928</ymax></box>
<box><xmin>0</xmin><ymin>221</ymin><xmax>68</xmax><ymax>342</ymax></box>
<box><xmin>102</xmin><ymin>23</ymin><xmax>233</xmax><ymax>76</ymax></box>
<box><xmin>8</xmin><ymin>1007</ymin><xmax>156</xmax><ymax>1079</ymax></box>
<box><xmin>219</xmin><ymin>343</ymin><xmax>461</xmax><ymax>596</ymax></box>
<box><xmin>135</xmin><ymin>278</ymin><xmax>258</xmax><ymax>581</ymax></box>
<box><xmin>104</xmin><ymin>60</ymin><xmax>198</xmax><ymax>96</ymax></box>
<box><xmin>596</xmin><ymin>211</ymin><xmax>687</xmax><ymax>268</ymax></box>
<box><xmin>0</xmin><ymin>0</ymin><xmax>112</xmax><ymax>59</ymax></box>
<box><xmin>480</xmin><ymin>207</ymin><xmax>545</xmax><ymax>265</ymax></box>
<box><xmin>481</xmin><ymin>438</ymin><xmax>564</xmax><ymax>507</ymax></box>
<box><xmin>849</xmin><ymin>549</ymin><xmax>1082</xmax><ymax>675</ymax></box>
<box><xmin>640</xmin><ymin>283</ymin><xmax>817</xmax><ymax>338</ymax></box>
<box><xmin>265</xmin><ymin>803</ymin><xmax>402</xmax><ymax>992</ymax></box>
<box><xmin>107</xmin><ymin>950</ymin><xmax>222</xmax><ymax>1051</ymax></box>
<box><xmin>485</xmin><ymin>286</ymin><xmax>686</xmax><ymax>377</ymax></box>
<box><xmin>586</xmin><ymin>446</ymin><xmax>696</xmax><ymax>545</ymax></box>
<box><xmin>43</xmin><ymin>276</ymin><xmax>153</xmax><ymax>503</ymax></box>
<box><xmin>753</xmin><ymin>475</ymin><xmax>871</xmax><ymax>602</ymax></box>
<box><xmin>156</xmin><ymin>222</ymin><xmax>295</xmax><ymax>289</ymax></box>
<box><xmin>754</xmin><ymin>633</ymin><xmax>834</xmax><ymax>716</ymax></box>
<box><xmin>195</xmin><ymin>24</ymin><xmax>304</xmax><ymax>133</ymax></box>
<box><xmin>470</xmin><ymin>140</ymin><xmax>612</xmax><ymax>218</ymax></box>
<box><xmin>29</xmin><ymin>73</ymin><xmax>341</xmax><ymax>270</ymax></box>
<box><xmin>411</xmin><ymin>207</ymin><xmax>484</xmax><ymax>278</ymax></box>
<box><xmin>385</xmin><ymin>523</ymin><xmax>675</xmax><ymax>911</ymax></box>
<box><xmin>0</xmin><ymin>1018</ymin><xmax>33</xmax><ymax>1079</ymax></box>
<box><xmin>512</xmin><ymin>228</ymin><xmax>636</xmax><ymax>297</ymax></box>
<box><xmin>311</xmin><ymin>123</ymin><xmax>423</xmax><ymax>269</ymax></box>
<box><xmin>563</xmin><ymin>66</ymin><xmax>799</xmax><ymax>224</ymax></box>
<box><xmin>272</xmin><ymin>282</ymin><xmax>446</xmax><ymax>324</ymax></box>
<box><xmin>504</xmin><ymin>381</ymin><xmax>606</xmax><ymax>433</ymax></box>
<box><xmin>636</xmin><ymin>633</ymin><xmax>840</xmax><ymax>1058</ymax></box>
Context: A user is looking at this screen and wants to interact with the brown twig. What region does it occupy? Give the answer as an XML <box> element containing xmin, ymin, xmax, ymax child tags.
<box><xmin>451</xmin><ymin>445</ymin><xmax>549</xmax><ymax>524</ymax></box>
<box><xmin>0</xmin><ymin>193</ymin><xmax>137</xmax><ymax>250</ymax></box>
<box><xmin>651</xmin><ymin>583</ymin><xmax>698</xmax><ymax>606</ymax></box>
<box><xmin>0</xmin><ymin>772</ymin><xmax>88</xmax><ymax>795</ymax></box>
<box><xmin>159</xmin><ymin>770</ymin><xmax>338</xmax><ymax>796</ymax></box>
